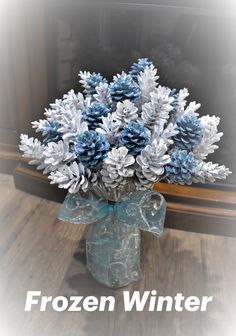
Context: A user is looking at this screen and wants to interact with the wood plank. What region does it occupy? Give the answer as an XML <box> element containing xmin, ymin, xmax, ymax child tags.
<box><xmin>165</xmin><ymin>210</ymin><xmax>236</xmax><ymax>237</ymax></box>
<box><xmin>167</xmin><ymin>201</ymin><xmax>236</xmax><ymax>217</ymax></box>
<box><xmin>155</xmin><ymin>182</ymin><xmax>236</xmax><ymax>205</ymax></box>
<box><xmin>0</xmin><ymin>144</ymin><xmax>20</xmax><ymax>173</ymax></box>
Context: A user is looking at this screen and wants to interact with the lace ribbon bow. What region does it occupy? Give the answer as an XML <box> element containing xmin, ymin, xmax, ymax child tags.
<box><xmin>58</xmin><ymin>190</ymin><xmax>166</xmax><ymax>237</ymax></box>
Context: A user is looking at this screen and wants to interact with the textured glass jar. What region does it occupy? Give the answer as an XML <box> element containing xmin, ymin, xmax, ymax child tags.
<box><xmin>58</xmin><ymin>189</ymin><xmax>166</xmax><ymax>288</ymax></box>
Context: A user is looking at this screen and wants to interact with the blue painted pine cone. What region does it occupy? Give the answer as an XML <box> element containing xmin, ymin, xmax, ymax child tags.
<box><xmin>83</xmin><ymin>72</ymin><xmax>107</xmax><ymax>96</ymax></box>
<box><xmin>129</xmin><ymin>58</ymin><xmax>152</xmax><ymax>81</ymax></box>
<box><xmin>173</xmin><ymin>115</ymin><xmax>202</xmax><ymax>150</ymax></box>
<box><xmin>166</xmin><ymin>149</ymin><xmax>198</xmax><ymax>185</ymax></box>
<box><xmin>109</xmin><ymin>74</ymin><xmax>141</xmax><ymax>102</ymax></box>
<box><xmin>75</xmin><ymin>131</ymin><xmax>110</xmax><ymax>169</ymax></box>
<box><xmin>83</xmin><ymin>103</ymin><xmax>110</xmax><ymax>131</ymax></box>
<box><xmin>42</xmin><ymin>120</ymin><xmax>62</xmax><ymax>145</ymax></box>
<box><xmin>119</xmin><ymin>121</ymin><xmax>150</xmax><ymax>157</ymax></box>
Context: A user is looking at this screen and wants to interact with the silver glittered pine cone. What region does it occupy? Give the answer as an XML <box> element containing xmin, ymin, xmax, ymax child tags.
<box><xmin>192</xmin><ymin>161</ymin><xmax>231</xmax><ymax>183</ymax></box>
<box><xmin>43</xmin><ymin>140</ymin><xmax>75</xmax><ymax>167</ymax></box>
<box><xmin>19</xmin><ymin>134</ymin><xmax>51</xmax><ymax>173</ymax></box>
<box><xmin>134</xmin><ymin>164</ymin><xmax>154</xmax><ymax>191</ymax></box>
<box><xmin>101</xmin><ymin>146</ymin><xmax>135</xmax><ymax>189</ymax></box>
<box><xmin>114</xmin><ymin>99</ymin><xmax>139</xmax><ymax>124</ymax></box>
<box><xmin>48</xmin><ymin>161</ymin><xmax>97</xmax><ymax>193</ymax></box>
<box><xmin>57</xmin><ymin>108</ymin><xmax>88</xmax><ymax>142</ymax></box>
<box><xmin>193</xmin><ymin>115</ymin><xmax>223</xmax><ymax>160</ymax></box>
<box><xmin>141</xmin><ymin>86</ymin><xmax>174</xmax><ymax>130</ymax></box>
<box><xmin>152</xmin><ymin>122</ymin><xmax>179</xmax><ymax>147</ymax></box>
<box><xmin>93</xmin><ymin>82</ymin><xmax>112</xmax><ymax>106</ymax></box>
<box><xmin>137</xmin><ymin>64</ymin><xmax>159</xmax><ymax>102</ymax></box>
<box><xmin>136</xmin><ymin>139</ymin><xmax>170</xmax><ymax>183</ymax></box>
<box><xmin>95</xmin><ymin>113</ymin><xmax>121</xmax><ymax>145</ymax></box>
<box><xmin>62</xmin><ymin>89</ymin><xmax>90</xmax><ymax>111</ymax></box>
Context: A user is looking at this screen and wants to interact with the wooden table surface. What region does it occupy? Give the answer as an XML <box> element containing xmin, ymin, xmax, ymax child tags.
<box><xmin>0</xmin><ymin>174</ymin><xmax>235</xmax><ymax>336</ymax></box>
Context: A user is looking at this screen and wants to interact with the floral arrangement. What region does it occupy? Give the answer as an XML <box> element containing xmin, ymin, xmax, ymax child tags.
<box><xmin>20</xmin><ymin>58</ymin><xmax>231</xmax><ymax>201</ymax></box>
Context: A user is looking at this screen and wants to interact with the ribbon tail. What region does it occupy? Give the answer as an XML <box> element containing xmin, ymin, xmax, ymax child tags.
<box><xmin>115</xmin><ymin>190</ymin><xmax>166</xmax><ymax>236</ymax></box>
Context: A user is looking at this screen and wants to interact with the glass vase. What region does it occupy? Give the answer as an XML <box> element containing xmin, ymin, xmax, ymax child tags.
<box><xmin>58</xmin><ymin>189</ymin><xmax>166</xmax><ymax>288</ymax></box>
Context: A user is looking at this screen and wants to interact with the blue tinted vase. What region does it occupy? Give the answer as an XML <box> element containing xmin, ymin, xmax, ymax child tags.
<box><xmin>58</xmin><ymin>188</ymin><xmax>166</xmax><ymax>288</ymax></box>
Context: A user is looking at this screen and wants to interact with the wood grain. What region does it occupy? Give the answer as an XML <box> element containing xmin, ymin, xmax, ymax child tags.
<box><xmin>0</xmin><ymin>174</ymin><xmax>235</xmax><ymax>336</ymax></box>
<box><xmin>154</xmin><ymin>182</ymin><xmax>236</xmax><ymax>205</ymax></box>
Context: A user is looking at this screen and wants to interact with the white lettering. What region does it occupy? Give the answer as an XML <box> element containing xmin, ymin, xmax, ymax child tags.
<box><xmin>99</xmin><ymin>296</ymin><xmax>115</xmax><ymax>311</ymax></box>
<box><xmin>156</xmin><ymin>296</ymin><xmax>173</xmax><ymax>311</ymax></box>
<box><xmin>25</xmin><ymin>291</ymin><xmax>41</xmax><ymax>311</ymax></box>
<box><xmin>68</xmin><ymin>296</ymin><xmax>83</xmax><ymax>312</ymax></box>
<box><xmin>174</xmin><ymin>293</ymin><xmax>185</xmax><ymax>312</ymax></box>
<box><xmin>124</xmin><ymin>291</ymin><xmax>150</xmax><ymax>311</ymax></box>
<box><xmin>149</xmin><ymin>290</ymin><xmax>157</xmax><ymax>311</ymax></box>
<box><xmin>185</xmin><ymin>296</ymin><xmax>200</xmax><ymax>312</ymax></box>
<box><xmin>40</xmin><ymin>296</ymin><xmax>52</xmax><ymax>311</ymax></box>
<box><xmin>83</xmin><ymin>296</ymin><xmax>98</xmax><ymax>312</ymax></box>
<box><xmin>24</xmin><ymin>291</ymin><xmax>213</xmax><ymax>312</ymax></box>
<box><xmin>201</xmin><ymin>296</ymin><xmax>213</xmax><ymax>311</ymax></box>
<box><xmin>52</xmin><ymin>296</ymin><xmax>69</xmax><ymax>312</ymax></box>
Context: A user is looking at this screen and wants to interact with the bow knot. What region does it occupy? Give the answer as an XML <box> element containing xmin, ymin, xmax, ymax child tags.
<box><xmin>59</xmin><ymin>190</ymin><xmax>166</xmax><ymax>237</ymax></box>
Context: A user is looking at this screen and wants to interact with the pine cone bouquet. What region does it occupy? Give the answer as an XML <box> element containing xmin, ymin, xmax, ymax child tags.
<box><xmin>20</xmin><ymin>57</ymin><xmax>231</xmax><ymax>200</ymax></box>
